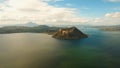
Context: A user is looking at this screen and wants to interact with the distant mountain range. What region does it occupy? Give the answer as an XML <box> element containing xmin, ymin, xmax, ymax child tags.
<box><xmin>93</xmin><ymin>25</ymin><xmax>120</xmax><ymax>31</ymax></box>
<box><xmin>15</xmin><ymin>22</ymin><xmax>39</xmax><ymax>27</ymax></box>
<box><xmin>0</xmin><ymin>22</ymin><xmax>39</xmax><ymax>27</ymax></box>
<box><xmin>0</xmin><ymin>24</ymin><xmax>62</xmax><ymax>34</ymax></box>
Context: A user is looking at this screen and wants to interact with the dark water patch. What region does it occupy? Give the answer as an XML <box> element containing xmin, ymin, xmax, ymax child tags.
<box><xmin>0</xmin><ymin>28</ymin><xmax>120</xmax><ymax>68</ymax></box>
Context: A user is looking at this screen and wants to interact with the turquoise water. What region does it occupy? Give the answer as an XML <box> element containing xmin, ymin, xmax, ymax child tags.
<box><xmin>0</xmin><ymin>27</ymin><xmax>120</xmax><ymax>68</ymax></box>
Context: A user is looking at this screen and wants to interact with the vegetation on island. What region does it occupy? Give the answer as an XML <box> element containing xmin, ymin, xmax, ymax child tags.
<box><xmin>0</xmin><ymin>25</ymin><xmax>88</xmax><ymax>40</ymax></box>
<box><xmin>0</xmin><ymin>25</ymin><xmax>61</xmax><ymax>34</ymax></box>
<box><xmin>93</xmin><ymin>25</ymin><xmax>120</xmax><ymax>31</ymax></box>
<box><xmin>52</xmin><ymin>27</ymin><xmax>88</xmax><ymax>40</ymax></box>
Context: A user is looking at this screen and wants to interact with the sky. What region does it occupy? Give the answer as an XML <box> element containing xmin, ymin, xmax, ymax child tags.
<box><xmin>0</xmin><ymin>0</ymin><xmax>120</xmax><ymax>25</ymax></box>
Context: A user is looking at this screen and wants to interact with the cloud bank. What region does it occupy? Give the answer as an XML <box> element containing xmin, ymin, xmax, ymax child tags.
<box><xmin>90</xmin><ymin>12</ymin><xmax>120</xmax><ymax>25</ymax></box>
<box><xmin>0</xmin><ymin>0</ymin><xmax>120</xmax><ymax>26</ymax></box>
<box><xmin>0</xmin><ymin>0</ymin><xmax>89</xmax><ymax>25</ymax></box>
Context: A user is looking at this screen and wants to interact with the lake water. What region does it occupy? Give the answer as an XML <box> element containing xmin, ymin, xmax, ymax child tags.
<box><xmin>0</xmin><ymin>27</ymin><xmax>120</xmax><ymax>68</ymax></box>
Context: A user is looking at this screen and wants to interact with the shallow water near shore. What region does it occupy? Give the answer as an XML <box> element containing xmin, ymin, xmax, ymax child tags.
<box><xmin>0</xmin><ymin>27</ymin><xmax>120</xmax><ymax>68</ymax></box>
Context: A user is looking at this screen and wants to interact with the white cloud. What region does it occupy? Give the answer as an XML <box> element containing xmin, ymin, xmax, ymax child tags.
<box><xmin>90</xmin><ymin>12</ymin><xmax>120</xmax><ymax>25</ymax></box>
<box><xmin>105</xmin><ymin>12</ymin><xmax>120</xmax><ymax>17</ymax></box>
<box><xmin>0</xmin><ymin>0</ymin><xmax>89</xmax><ymax>25</ymax></box>
<box><xmin>0</xmin><ymin>0</ymin><xmax>120</xmax><ymax>26</ymax></box>
<box><xmin>104</xmin><ymin>0</ymin><xmax>120</xmax><ymax>2</ymax></box>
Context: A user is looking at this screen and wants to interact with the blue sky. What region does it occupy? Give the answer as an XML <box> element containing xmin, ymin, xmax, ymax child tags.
<box><xmin>0</xmin><ymin>0</ymin><xmax>120</xmax><ymax>25</ymax></box>
<box><xmin>48</xmin><ymin>0</ymin><xmax>120</xmax><ymax>18</ymax></box>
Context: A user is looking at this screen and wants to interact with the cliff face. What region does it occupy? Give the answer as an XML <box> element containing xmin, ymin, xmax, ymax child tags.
<box><xmin>52</xmin><ymin>27</ymin><xmax>88</xmax><ymax>40</ymax></box>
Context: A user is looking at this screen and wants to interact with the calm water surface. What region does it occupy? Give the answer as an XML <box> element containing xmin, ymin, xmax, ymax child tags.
<box><xmin>0</xmin><ymin>27</ymin><xmax>120</xmax><ymax>68</ymax></box>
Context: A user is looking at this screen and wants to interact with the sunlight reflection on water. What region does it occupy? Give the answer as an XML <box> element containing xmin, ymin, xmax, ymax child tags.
<box><xmin>0</xmin><ymin>28</ymin><xmax>120</xmax><ymax>68</ymax></box>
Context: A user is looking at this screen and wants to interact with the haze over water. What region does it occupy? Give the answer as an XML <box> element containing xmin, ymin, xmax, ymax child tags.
<box><xmin>0</xmin><ymin>27</ymin><xmax>120</xmax><ymax>68</ymax></box>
